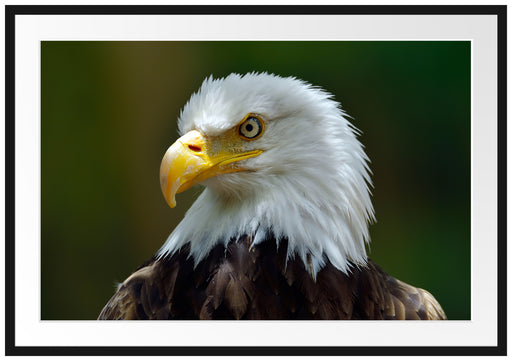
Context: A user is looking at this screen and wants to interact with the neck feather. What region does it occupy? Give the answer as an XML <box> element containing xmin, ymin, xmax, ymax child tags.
<box><xmin>157</xmin><ymin>169</ymin><xmax>373</xmax><ymax>278</ymax></box>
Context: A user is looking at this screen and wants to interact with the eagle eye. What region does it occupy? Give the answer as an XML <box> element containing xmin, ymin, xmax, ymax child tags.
<box><xmin>239</xmin><ymin>116</ymin><xmax>264</xmax><ymax>140</ymax></box>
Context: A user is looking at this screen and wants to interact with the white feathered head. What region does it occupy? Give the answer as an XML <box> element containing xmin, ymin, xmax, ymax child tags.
<box><xmin>158</xmin><ymin>72</ymin><xmax>374</xmax><ymax>277</ymax></box>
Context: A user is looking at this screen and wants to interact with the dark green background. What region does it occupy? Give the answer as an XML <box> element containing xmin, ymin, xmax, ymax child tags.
<box><xmin>41</xmin><ymin>41</ymin><xmax>470</xmax><ymax>320</ymax></box>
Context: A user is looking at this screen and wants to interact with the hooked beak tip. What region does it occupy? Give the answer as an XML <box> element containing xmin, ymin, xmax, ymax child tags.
<box><xmin>159</xmin><ymin>171</ymin><xmax>177</xmax><ymax>209</ymax></box>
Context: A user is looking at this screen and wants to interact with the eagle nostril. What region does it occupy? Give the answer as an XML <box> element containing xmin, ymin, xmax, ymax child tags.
<box><xmin>187</xmin><ymin>144</ymin><xmax>202</xmax><ymax>152</ymax></box>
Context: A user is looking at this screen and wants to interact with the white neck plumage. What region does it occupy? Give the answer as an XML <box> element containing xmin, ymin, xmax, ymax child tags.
<box><xmin>157</xmin><ymin>153</ymin><xmax>374</xmax><ymax>279</ymax></box>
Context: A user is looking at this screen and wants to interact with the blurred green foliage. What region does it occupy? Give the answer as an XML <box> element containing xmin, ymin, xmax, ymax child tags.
<box><xmin>41</xmin><ymin>41</ymin><xmax>470</xmax><ymax>320</ymax></box>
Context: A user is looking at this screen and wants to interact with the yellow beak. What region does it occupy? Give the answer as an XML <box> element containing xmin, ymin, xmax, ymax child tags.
<box><xmin>159</xmin><ymin>130</ymin><xmax>262</xmax><ymax>208</ymax></box>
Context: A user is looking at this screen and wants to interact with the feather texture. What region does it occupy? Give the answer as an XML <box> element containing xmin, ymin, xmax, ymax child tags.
<box><xmin>99</xmin><ymin>237</ymin><xmax>446</xmax><ymax>320</ymax></box>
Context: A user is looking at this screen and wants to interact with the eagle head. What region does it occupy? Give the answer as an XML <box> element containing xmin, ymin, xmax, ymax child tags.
<box><xmin>158</xmin><ymin>73</ymin><xmax>374</xmax><ymax>277</ymax></box>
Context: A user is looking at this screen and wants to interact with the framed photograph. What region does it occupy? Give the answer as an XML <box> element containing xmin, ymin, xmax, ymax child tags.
<box><xmin>5</xmin><ymin>4</ymin><xmax>506</xmax><ymax>356</ymax></box>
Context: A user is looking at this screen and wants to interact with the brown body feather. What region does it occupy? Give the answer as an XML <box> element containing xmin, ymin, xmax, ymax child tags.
<box><xmin>98</xmin><ymin>237</ymin><xmax>446</xmax><ymax>320</ymax></box>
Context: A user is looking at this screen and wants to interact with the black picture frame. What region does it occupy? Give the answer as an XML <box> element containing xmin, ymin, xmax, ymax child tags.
<box><xmin>5</xmin><ymin>4</ymin><xmax>507</xmax><ymax>356</ymax></box>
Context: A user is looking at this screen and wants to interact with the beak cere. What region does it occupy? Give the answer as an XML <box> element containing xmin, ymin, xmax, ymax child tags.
<box><xmin>159</xmin><ymin>130</ymin><xmax>263</xmax><ymax>209</ymax></box>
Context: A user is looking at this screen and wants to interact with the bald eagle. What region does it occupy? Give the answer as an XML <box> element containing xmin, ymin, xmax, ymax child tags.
<box><xmin>98</xmin><ymin>73</ymin><xmax>446</xmax><ymax>320</ymax></box>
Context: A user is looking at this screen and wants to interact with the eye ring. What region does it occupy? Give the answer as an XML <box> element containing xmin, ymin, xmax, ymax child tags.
<box><xmin>239</xmin><ymin>115</ymin><xmax>264</xmax><ymax>140</ymax></box>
